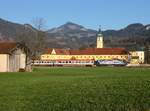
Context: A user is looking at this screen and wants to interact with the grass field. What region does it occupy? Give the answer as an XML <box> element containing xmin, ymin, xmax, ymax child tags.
<box><xmin>0</xmin><ymin>67</ymin><xmax>150</xmax><ymax>111</ymax></box>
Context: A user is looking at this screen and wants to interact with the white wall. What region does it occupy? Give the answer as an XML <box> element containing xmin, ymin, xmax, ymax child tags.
<box><xmin>9</xmin><ymin>49</ymin><xmax>26</xmax><ymax>72</ymax></box>
<box><xmin>130</xmin><ymin>51</ymin><xmax>145</xmax><ymax>64</ymax></box>
<box><xmin>0</xmin><ymin>54</ymin><xmax>9</xmax><ymax>72</ymax></box>
<box><xmin>20</xmin><ymin>54</ymin><xmax>26</xmax><ymax>69</ymax></box>
<box><xmin>0</xmin><ymin>48</ymin><xmax>27</xmax><ymax>72</ymax></box>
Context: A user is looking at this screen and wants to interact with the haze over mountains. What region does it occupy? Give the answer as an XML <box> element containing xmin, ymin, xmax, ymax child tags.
<box><xmin>0</xmin><ymin>18</ymin><xmax>150</xmax><ymax>50</ymax></box>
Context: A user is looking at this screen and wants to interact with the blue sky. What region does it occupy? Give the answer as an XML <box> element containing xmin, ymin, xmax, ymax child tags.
<box><xmin>0</xmin><ymin>0</ymin><xmax>150</xmax><ymax>30</ymax></box>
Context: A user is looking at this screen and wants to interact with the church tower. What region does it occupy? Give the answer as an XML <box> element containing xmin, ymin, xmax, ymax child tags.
<box><xmin>97</xmin><ymin>26</ymin><xmax>104</xmax><ymax>48</ymax></box>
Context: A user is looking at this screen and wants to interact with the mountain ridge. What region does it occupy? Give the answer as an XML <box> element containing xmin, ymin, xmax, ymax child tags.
<box><xmin>0</xmin><ymin>18</ymin><xmax>150</xmax><ymax>50</ymax></box>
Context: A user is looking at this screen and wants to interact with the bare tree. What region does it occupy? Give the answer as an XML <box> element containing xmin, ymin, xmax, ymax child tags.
<box><xmin>15</xmin><ymin>17</ymin><xmax>47</xmax><ymax>58</ymax></box>
<box><xmin>32</xmin><ymin>17</ymin><xmax>46</xmax><ymax>30</ymax></box>
<box><xmin>31</xmin><ymin>17</ymin><xmax>47</xmax><ymax>57</ymax></box>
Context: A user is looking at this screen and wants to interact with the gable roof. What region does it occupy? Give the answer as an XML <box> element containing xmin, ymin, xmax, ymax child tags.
<box><xmin>46</xmin><ymin>48</ymin><xmax>70</xmax><ymax>55</ymax></box>
<box><xmin>45</xmin><ymin>48</ymin><xmax>129</xmax><ymax>55</ymax></box>
<box><xmin>55</xmin><ymin>49</ymin><xmax>70</xmax><ymax>55</ymax></box>
<box><xmin>46</xmin><ymin>48</ymin><xmax>53</xmax><ymax>54</ymax></box>
<box><xmin>0</xmin><ymin>42</ymin><xmax>18</xmax><ymax>54</ymax></box>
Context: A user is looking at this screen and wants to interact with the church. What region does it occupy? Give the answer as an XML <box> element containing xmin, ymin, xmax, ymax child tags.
<box><xmin>36</xmin><ymin>28</ymin><xmax>130</xmax><ymax>66</ymax></box>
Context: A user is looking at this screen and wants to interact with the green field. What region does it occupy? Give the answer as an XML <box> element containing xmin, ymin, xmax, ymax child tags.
<box><xmin>0</xmin><ymin>67</ymin><xmax>150</xmax><ymax>111</ymax></box>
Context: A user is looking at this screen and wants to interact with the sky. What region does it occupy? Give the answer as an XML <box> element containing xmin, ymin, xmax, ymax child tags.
<box><xmin>0</xmin><ymin>0</ymin><xmax>150</xmax><ymax>30</ymax></box>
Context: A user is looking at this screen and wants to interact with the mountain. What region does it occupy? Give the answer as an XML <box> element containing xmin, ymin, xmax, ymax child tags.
<box><xmin>0</xmin><ymin>18</ymin><xmax>37</xmax><ymax>41</ymax></box>
<box><xmin>47</xmin><ymin>22</ymin><xmax>150</xmax><ymax>49</ymax></box>
<box><xmin>103</xmin><ymin>23</ymin><xmax>150</xmax><ymax>50</ymax></box>
<box><xmin>0</xmin><ymin>18</ymin><xmax>150</xmax><ymax>50</ymax></box>
<box><xmin>46</xmin><ymin>22</ymin><xmax>97</xmax><ymax>49</ymax></box>
<box><xmin>48</xmin><ymin>22</ymin><xmax>96</xmax><ymax>35</ymax></box>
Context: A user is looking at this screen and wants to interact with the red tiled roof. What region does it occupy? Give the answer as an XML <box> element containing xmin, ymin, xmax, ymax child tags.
<box><xmin>70</xmin><ymin>48</ymin><xmax>128</xmax><ymax>55</ymax></box>
<box><xmin>46</xmin><ymin>48</ymin><xmax>70</xmax><ymax>55</ymax></box>
<box><xmin>45</xmin><ymin>48</ymin><xmax>129</xmax><ymax>55</ymax></box>
<box><xmin>0</xmin><ymin>42</ymin><xmax>18</xmax><ymax>54</ymax></box>
<box><xmin>46</xmin><ymin>48</ymin><xmax>53</xmax><ymax>54</ymax></box>
<box><xmin>55</xmin><ymin>49</ymin><xmax>70</xmax><ymax>55</ymax></box>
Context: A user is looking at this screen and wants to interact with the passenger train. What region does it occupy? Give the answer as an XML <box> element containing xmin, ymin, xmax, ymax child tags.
<box><xmin>33</xmin><ymin>60</ymin><xmax>94</xmax><ymax>67</ymax></box>
<box><xmin>33</xmin><ymin>59</ymin><xmax>127</xmax><ymax>67</ymax></box>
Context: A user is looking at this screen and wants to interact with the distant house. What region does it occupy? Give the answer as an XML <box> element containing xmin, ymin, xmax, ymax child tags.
<box><xmin>0</xmin><ymin>42</ymin><xmax>29</xmax><ymax>72</ymax></box>
<box><xmin>129</xmin><ymin>51</ymin><xmax>145</xmax><ymax>64</ymax></box>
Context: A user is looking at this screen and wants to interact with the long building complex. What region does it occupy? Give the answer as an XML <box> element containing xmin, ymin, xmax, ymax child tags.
<box><xmin>34</xmin><ymin>28</ymin><xmax>131</xmax><ymax>66</ymax></box>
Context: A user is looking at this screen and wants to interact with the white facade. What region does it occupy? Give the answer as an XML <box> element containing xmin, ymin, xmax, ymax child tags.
<box><xmin>0</xmin><ymin>54</ymin><xmax>9</xmax><ymax>72</ymax></box>
<box><xmin>130</xmin><ymin>51</ymin><xmax>145</xmax><ymax>64</ymax></box>
<box><xmin>20</xmin><ymin>54</ymin><xmax>26</xmax><ymax>69</ymax></box>
<box><xmin>0</xmin><ymin>49</ymin><xmax>27</xmax><ymax>72</ymax></box>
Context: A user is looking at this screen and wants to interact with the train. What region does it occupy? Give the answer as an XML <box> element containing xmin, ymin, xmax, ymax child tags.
<box><xmin>94</xmin><ymin>59</ymin><xmax>127</xmax><ymax>66</ymax></box>
<box><xmin>32</xmin><ymin>59</ymin><xmax>127</xmax><ymax>67</ymax></box>
<box><xmin>32</xmin><ymin>60</ymin><xmax>94</xmax><ymax>67</ymax></box>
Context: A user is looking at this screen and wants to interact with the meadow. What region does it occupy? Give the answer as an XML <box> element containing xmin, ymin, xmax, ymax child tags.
<box><xmin>0</xmin><ymin>67</ymin><xmax>150</xmax><ymax>111</ymax></box>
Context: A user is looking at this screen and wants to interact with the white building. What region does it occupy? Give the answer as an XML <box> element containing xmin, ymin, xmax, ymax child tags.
<box><xmin>0</xmin><ymin>42</ymin><xmax>29</xmax><ymax>72</ymax></box>
<box><xmin>129</xmin><ymin>51</ymin><xmax>145</xmax><ymax>64</ymax></box>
